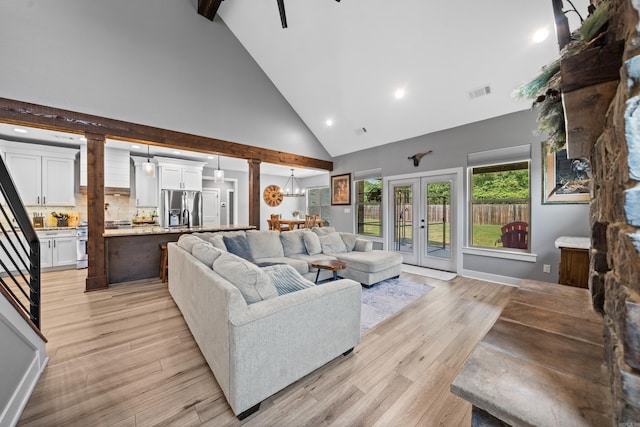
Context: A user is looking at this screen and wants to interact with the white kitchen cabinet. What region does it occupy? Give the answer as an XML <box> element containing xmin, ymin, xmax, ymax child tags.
<box><xmin>37</xmin><ymin>230</ymin><xmax>77</xmax><ymax>269</ymax></box>
<box><xmin>2</xmin><ymin>142</ymin><xmax>77</xmax><ymax>207</ymax></box>
<box><xmin>131</xmin><ymin>157</ymin><xmax>158</xmax><ymax>207</ymax></box>
<box><xmin>155</xmin><ymin>157</ymin><xmax>205</xmax><ymax>192</ymax></box>
<box><xmin>0</xmin><ymin>233</ymin><xmax>28</xmax><ymax>274</ymax></box>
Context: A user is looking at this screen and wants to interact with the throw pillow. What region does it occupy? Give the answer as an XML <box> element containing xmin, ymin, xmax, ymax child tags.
<box><xmin>339</xmin><ymin>232</ymin><xmax>358</xmax><ymax>252</ymax></box>
<box><xmin>209</xmin><ymin>234</ymin><xmax>227</xmax><ymax>251</ymax></box>
<box><xmin>261</xmin><ymin>264</ymin><xmax>315</xmax><ymax>295</ymax></box>
<box><xmin>312</xmin><ymin>226</ymin><xmax>336</xmax><ymax>236</ymax></box>
<box><xmin>212</xmin><ymin>252</ymin><xmax>278</xmax><ymax>304</ymax></box>
<box><xmin>191</xmin><ymin>242</ymin><xmax>222</xmax><ymax>267</ymax></box>
<box><xmin>354</xmin><ymin>239</ymin><xmax>373</xmax><ymax>252</ymax></box>
<box><xmin>319</xmin><ymin>232</ymin><xmax>347</xmax><ymax>254</ymax></box>
<box><xmin>280</xmin><ymin>230</ymin><xmax>307</xmax><ymax>257</ymax></box>
<box><xmin>177</xmin><ymin>234</ymin><xmax>203</xmax><ymax>253</ymax></box>
<box><xmin>223</xmin><ymin>235</ymin><xmax>253</xmax><ymax>261</ymax></box>
<box><xmin>303</xmin><ymin>231</ymin><xmax>322</xmax><ymax>255</ymax></box>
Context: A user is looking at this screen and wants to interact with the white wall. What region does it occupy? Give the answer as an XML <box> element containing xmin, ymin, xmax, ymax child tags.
<box><xmin>0</xmin><ymin>0</ymin><xmax>330</xmax><ymax>161</ymax></box>
<box><xmin>331</xmin><ymin>110</ymin><xmax>591</xmax><ymax>283</ymax></box>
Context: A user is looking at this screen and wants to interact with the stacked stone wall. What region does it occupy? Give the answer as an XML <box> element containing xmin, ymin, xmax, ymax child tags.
<box><xmin>592</xmin><ymin>0</ymin><xmax>640</xmax><ymax>422</ymax></box>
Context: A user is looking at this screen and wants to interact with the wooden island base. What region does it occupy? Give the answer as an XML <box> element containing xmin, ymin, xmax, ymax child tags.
<box><xmin>104</xmin><ymin>225</ymin><xmax>254</xmax><ymax>284</ymax></box>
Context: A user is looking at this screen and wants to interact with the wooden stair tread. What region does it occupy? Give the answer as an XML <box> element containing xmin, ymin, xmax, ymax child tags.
<box><xmin>451</xmin><ymin>344</ymin><xmax>611</xmax><ymax>427</ymax></box>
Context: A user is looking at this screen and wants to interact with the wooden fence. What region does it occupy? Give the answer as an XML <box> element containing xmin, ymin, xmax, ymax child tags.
<box><xmin>388</xmin><ymin>204</ymin><xmax>528</xmax><ymax>226</ymax></box>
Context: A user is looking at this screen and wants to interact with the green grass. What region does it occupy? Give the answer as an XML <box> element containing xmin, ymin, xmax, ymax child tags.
<box><xmin>471</xmin><ymin>224</ymin><xmax>503</xmax><ymax>247</ymax></box>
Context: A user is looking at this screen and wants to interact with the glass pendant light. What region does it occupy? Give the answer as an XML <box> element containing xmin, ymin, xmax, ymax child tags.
<box><xmin>214</xmin><ymin>155</ymin><xmax>225</xmax><ymax>183</ymax></box>
<box><xmin>142</xmin><ymin>144</ymin><xmax>155</xmax><ymax>176</ymax></box>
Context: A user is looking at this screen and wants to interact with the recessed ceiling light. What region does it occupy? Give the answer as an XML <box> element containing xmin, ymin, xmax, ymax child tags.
<box><xmin>394</xmin><ymin>88</ymin><xmax>406</xmax><ymax>99</ymax></box>
<box><xmin>207</xmin><ymin>155</ymin><xmax>214</xmax><ymax>159</ymax></box>
<box><xmin>131</xmin><ymin>145</ymin><xmax>141</xmax><ymax>149</ymax></box>
<box><xmin>326</xmin><ymin>119</ymin><xmax>333</xmax><ymax>126</ymax></box>
<box><xmin>532</xmin><ymin>28</ymin><xmax>549</xmax><ymax>43</ymax></box>
<box><xmin>13</xmin><ymin>128</ymin><xmax>27</xmax><ymax>133</ymax></box>
<box><xmin>173</xmin><ymin>151</ymin><xmax>181</xmax><ymax>155</ymax></box>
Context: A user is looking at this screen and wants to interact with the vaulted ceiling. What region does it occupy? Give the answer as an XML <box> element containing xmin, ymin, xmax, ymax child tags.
<box><xmin>198</xmin><ymin>0</ymin><xmax>588</xmax><ymax>157</ymax></box>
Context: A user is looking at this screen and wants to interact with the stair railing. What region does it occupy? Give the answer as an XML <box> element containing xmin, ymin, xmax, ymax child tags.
<box><xmin>0</xmin><ymin>156</ymin><xmax>41</xmax><ymax>330</ymax></box>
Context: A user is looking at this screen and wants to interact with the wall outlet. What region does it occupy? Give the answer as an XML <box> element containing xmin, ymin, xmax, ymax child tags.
<box><xmin>344</xmin><ymin>207</ymin><xmax>351</xmax><ymax>214</ymax></box>
<box><xmin>543</xmin><ymin>264</ymin><xmax>551</xmax><ymax>274</ymax></box>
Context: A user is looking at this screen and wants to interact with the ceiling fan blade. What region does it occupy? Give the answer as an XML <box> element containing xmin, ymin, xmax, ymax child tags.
<box><xmin>277</xmin><ymin>0</ymin><xmax>287</xmax><ymax>28</ymax></box>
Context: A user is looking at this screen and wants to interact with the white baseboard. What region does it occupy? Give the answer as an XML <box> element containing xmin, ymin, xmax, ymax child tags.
<box><xmin>461</xmin><ymin>269</ymin><xmax>522</xmax><ymax>287</ymax></box>
<box><xmin>2</xmin><ymin>354</ymin><xmax>48</xmax><ymax>427</ymax></box>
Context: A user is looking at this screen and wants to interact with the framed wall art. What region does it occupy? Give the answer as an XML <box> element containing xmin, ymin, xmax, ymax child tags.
<box><xmin>331</xmin><ymin>173</ymin><xmax>351</xmax><ymax>205</ymax></box>
<box><xmin>542</xmin><ymin>142</ymin><xmax>591</xmax><ymax>204</ymax></box>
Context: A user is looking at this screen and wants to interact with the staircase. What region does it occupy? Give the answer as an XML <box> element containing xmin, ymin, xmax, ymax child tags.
<box><xmin>0</xmin><ymin>156</ymin><xmax>47</xmax><ymax>427</ymax></box>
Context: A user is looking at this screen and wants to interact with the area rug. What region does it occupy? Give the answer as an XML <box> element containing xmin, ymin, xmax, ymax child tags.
<box><xmin>361</xmin><ymin>277</ymin><xmax>434</xmax><ymax>334</ymax></box>
<box><xmin>401</xmin><ymin>264</ymin><xmax>457</xmax><ymax>281</ymax></box>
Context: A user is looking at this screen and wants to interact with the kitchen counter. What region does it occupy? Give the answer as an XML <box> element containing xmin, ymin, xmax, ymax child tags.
<box><xmin>103</xmin><ymin>224</ymin><xmax>255</xmax><ymax>284</ymax></box>
<box><xmin>103</xmin><ymin>224</ymin><xmax>254</xmax><ymax>237</ymax></box>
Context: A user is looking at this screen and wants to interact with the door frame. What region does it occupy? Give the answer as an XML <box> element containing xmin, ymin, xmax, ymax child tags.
<box><xmin>383</xmin><ymin>167</ymin><xmax>464</xmax><ymax>273</ymax></box>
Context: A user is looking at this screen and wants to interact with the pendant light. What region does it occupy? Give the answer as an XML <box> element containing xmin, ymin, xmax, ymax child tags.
<box><xmin>142</xmin><ymin>144</ymin><xmax>155</xmax><ymax>176</ymax></box>
<box><xmin>282</xmin><ymin>169</ymin><xmax>305</xmax><ymax>197</ymax></box>
<box><xmin>213</xmin><ymin>155</ymin><xmax>225</xmax><ymax>183</ymax></box>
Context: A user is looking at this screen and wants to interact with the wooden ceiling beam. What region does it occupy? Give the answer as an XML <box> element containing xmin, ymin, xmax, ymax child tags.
<box><xmin>0</xmin><ymin>97</ymin><xmax>333</xmax><ymax>171</ymax></box>
<box><xmin>198</xmin><ymin>0</ymin><xmax>224</xmax><ymax>21</ymax></box>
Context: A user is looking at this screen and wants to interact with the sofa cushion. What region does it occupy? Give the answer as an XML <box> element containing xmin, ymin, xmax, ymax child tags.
<box><xmin>339</xmin><ymin>232</ymin><xmax>358</xmax><ymax>252</ymax></box>
<box><xmin>312</xmin><ymin>226</ymin><xmax>336</xmax><ymax>236</ymax></box>
<box><xmin>177</xmin><ymin>234</ymin><xmax>204</xmax><ymax>253</ymax></box>
<box><xmin>332</xmin><ymin>250</ymin><xmax>403</xmax><ymax>273</ymax></box>
<box><xmin>261</xmin><ymin>264</ymin><xmax>315</xmax><ymax>295</ymax></box>
<box><xmin>320</xmin><ymin>232</ymin><xmax>347</xmax><ymax>254</ymax></box>
<box><xmin>191</xmin><ymin>242</ymin><xmax>223</xmax><ymax>267</ymax></box>
<box><xmin>212</xmin><ymin>252</ymin><xmax>278</xmax><ymax>304</ymax></box>
<box><xmin>223</xmin><ymin>235</ymin><xmax>253</xmax><ymax>261</ymax></box>
<box><xmin>354</xmin><ymin>239</ymin><xmax>373</xmax><ymax>252</ymax></box>
<box><xmin>280</xmin><ymin>230</ymin><xmax>307</xmax><ymax>257</ymax></box>
<box><xmin>303</xmin><ymin>232</ymin><xmax>322</xmax><ymax>255</ymax></box>
<box><xmin>247</xmin><ymin>230</ymin><xmax>284</xmax><ymax>259</ymax></box>
<box><xmin>252</xmin><ymin>257</ymin><xmax>309</xmax><ymax>275</ymax></box>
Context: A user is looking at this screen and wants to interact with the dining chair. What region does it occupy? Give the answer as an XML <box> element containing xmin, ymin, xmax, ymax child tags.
<box><xmin>304</xmin><ymin>214</ymin><xmax>318</xmax><ymax>229</ymax></box>
<box><xmin>270</xmin><ymin>214</ymin><xmax>289</xmax><ymax>232</ymax></box>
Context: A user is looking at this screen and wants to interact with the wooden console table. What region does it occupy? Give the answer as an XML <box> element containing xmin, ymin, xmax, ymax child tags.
<box><xmin>451</xmin><ymin>279</ymin><xmax>611</xmax><ymax>426</ymax></box>
<box><xmin>555</xmin><ymin>236</ymin><xmax>590</xmax><ymax>288</ymax></box>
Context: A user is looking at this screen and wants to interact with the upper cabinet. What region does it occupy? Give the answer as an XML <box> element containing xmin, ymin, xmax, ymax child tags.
<box><xmin>80</xmin><ymin>145</ymin><xmax>131</xmax><ymax>193</ymax></box>
<box><xmin>155</xmin><ymin>157</ymin><xmax>205</xmax><ymax>192</ymax></box>
<box><xmin>0</xmin><ymin>141</ymin><xmax>77</xmax><ymax>206</ymax></box>
<box><xmin>131</xmin><ymin>156</ymin><xmax>158</xmax><ymax>207</ymax></box>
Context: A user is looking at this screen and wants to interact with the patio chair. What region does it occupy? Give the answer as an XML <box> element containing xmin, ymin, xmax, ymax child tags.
<box><xmin>497</xmin><ymin>221</ymin><xmax>528</xmax><ymax>250</ymax></box>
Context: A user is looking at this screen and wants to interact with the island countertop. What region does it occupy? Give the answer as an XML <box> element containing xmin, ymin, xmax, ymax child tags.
<box><xmin>103</xmin><ymin>224</ymin><xmax>255</xmax><ymax>237</ymax></box>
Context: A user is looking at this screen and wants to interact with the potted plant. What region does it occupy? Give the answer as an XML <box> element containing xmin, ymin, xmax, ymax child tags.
<box><xmin>292</xmin><ymin>210</ymin><xmax>303</xmax><ymax>219</ymax></box>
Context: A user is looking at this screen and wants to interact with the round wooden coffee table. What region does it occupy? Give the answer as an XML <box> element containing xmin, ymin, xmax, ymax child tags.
<box><xmin>311</xmin><ymin>259</ymin><xmax>347</xmax><ymax>283</ymax></box>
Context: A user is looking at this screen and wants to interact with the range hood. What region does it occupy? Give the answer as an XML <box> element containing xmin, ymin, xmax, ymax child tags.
<box><xmin>80</xmin><ymin>145</ymin><xmax>131</xmax><ymax>195</ymax></box>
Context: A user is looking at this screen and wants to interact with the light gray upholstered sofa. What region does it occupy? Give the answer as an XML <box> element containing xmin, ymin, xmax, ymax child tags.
<box><xmin>192</xmin><ymin>227</ymin><xmax>403</xmax><ymax>286</ymax></box>
<box><xmin>168</xmin><ymin>235</ymin><xmax>362</xmax><ymax>419</ymax></box>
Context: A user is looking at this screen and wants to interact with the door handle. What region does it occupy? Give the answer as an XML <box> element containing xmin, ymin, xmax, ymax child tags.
<box><xmin>48</xmin><ymin>241</ymin><xmax>51</xmax><ymax>248</ymax></box>
<box><xmin>37</xmin><ymin>196</ymin><xmax>40</xmax><ymax>204</ymax></box>
<box><xmin>53</xmin><ymin>240</ymin><xmax>56</xmax><ymax>248</ymax></box>
<box><xmin>43</xmin><ymin>196</ymin><xmax>46</xmax><ymax>205</ymax></box>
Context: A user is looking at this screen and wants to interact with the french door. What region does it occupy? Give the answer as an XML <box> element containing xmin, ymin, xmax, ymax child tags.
<box><xmin>389</xmin><ymin>173</ymin><xmax>456</xmax><ymax>271</ymax></box>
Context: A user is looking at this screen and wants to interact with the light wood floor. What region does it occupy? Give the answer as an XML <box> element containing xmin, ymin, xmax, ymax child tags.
<box><xmin>17</xmin><ymin>269</ymin><xmax>515</xmax><ymax>427</ymax></box>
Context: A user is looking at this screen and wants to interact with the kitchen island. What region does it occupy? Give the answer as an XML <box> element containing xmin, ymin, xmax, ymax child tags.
<box><xmin>104</xmin><ymin>225</ymin><xmax>255</xmax><ymax>284</ymax></box>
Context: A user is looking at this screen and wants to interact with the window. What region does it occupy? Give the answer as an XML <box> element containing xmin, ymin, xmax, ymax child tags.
<box><xmin>469</xmin><ymin>161</ymin><xmax>530</xmax><ymax>251</ymax></box>
<box><xmin>307</xmin><ymin>187</ymin><xmax>331</xmax><ymax>226</ymax></box>
<box><xmin>356</xmin><ymin>178</ymin><xmax>382</xmax><ymax>237</ymax></box>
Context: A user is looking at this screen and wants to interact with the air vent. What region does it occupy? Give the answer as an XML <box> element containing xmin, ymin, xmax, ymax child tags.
<box><xmin>354</xmin><ymin>127</ymin><xmax>367</xmax><ymax>136</ymax></box>
<box><xmin>467</xmin><ymin>85</ymin><xmax>492</xmax><ymax>100</ymax></box>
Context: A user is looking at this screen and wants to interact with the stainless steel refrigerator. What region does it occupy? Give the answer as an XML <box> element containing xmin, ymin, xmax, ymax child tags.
<box><xmin>160</xmin><ymin>189</ymin><xmax>203</xmax><ymax>228</ymax></box>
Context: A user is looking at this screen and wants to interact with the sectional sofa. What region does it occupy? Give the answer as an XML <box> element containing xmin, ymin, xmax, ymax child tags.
<box><xmin>167</xmin><ymin>228</ymin><xmax>403</xmax><ymax>418</ymax></box>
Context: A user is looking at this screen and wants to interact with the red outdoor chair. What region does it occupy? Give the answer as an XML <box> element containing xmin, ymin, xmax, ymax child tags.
<box><xmin>498</xmin><ymin>221</ymin><xmax>528</xmax><ymax>250</ymax></box>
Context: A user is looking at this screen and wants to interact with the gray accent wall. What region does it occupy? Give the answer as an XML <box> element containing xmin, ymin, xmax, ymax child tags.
<box><xmin>331</xmin><ymin>110</ymin><xmax>590</xmax><ymax>282</ymax></box>
<box><xmin>0</xmin><ymin>0</ymin><xmax>330</xmax><ymax>161</ymax></box>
